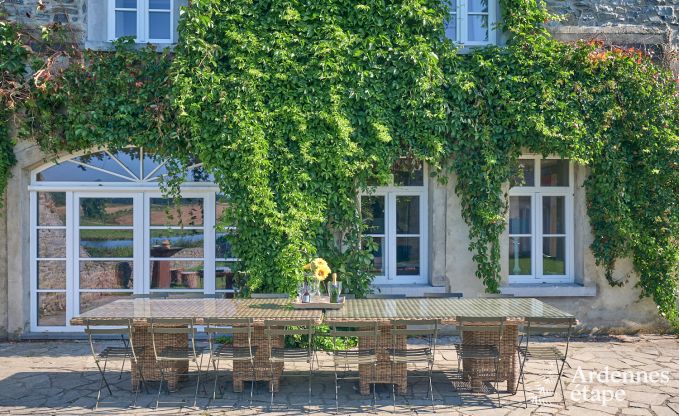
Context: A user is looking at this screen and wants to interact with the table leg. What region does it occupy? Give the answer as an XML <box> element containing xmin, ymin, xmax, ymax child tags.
<box><xmin>358</xmin><ymin>323</ymin><xmax>406</xmax><ymax>395</ymax></box>
<box><xmin>131</xmin><ymin>324</ymin><xmax>189</xmax><ymax>392</ymax></box>
<box><xmin>232</xmin><ymin>325</ymin><xmax>283</xmax><ymax>393</ymax></box>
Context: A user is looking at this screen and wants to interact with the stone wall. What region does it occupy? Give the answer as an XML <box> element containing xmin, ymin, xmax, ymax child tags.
<box><xmin>545</xmin><ymin>0</ymin><xmax>678</xmax><ymax>50</ymax></box>
<box><xmin>1</xmin><ymin>0</ymin><xmax>87</xmax><ymax>42</ymax></box>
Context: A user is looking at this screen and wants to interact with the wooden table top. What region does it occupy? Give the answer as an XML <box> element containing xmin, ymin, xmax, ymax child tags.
<box><xmin>70</xmin><ymin>298</ymin><xmax>323</xmax><ymax>325</ymax></box>
<box><xmin>325</xmin><ymin>298</ymin><xmax>573</xmax><ymax>322</ymax></box>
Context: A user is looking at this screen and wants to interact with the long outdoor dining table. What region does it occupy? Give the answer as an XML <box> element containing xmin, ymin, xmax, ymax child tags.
<box><xmin>325</xmin><ymin>297</ymin><xmax>574</xmax><ymax>395</ymax></box>
<box><xmin>70</xmin><ymin>298</ymin><xmax>323</xmax><ymax>392</ymax></box>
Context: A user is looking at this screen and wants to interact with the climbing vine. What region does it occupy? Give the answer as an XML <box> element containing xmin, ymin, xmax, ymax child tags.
<box><xmin>0</xmin><ymin>0</ymin><xmax>677</xmax><ymax>326</ymax></box>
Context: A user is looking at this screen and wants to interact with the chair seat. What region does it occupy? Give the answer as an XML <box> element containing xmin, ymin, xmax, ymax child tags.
<box><xmin>518</xmin><ymin>345</ymin><xmax>565</xmax><ymax>361</ymax></box>
<box><xmin>212</xmin><ymin>345</ymin><xmax>257</xmax><ymax>361</ymax></box>
<box><xmin>269</xmin><ymin>347</ymin><xmax>312</xmax><ymax>363</ymax></box>
<box><xmin>98</xmin><ymin>346</ymin><xmax>143</xmax><ymax>359</ymax></box>
<box><xmin>156</xmin><ymin>346</ymin><xmax>205</xmax><ymax>361</ymax></box>
<box><xmin>388</xmin><ymin>347</ymin><xmax>433</xmax><ymax>363</ymax></box>
<box><xmin>332</xmin><ymin>349</ymin><xmax>377</xmax><ymax>365</ymax></box>
<box><xmin>455</xmin><ymin>344</ymin><xmax>500</xmax><ymax>359</ymax></box>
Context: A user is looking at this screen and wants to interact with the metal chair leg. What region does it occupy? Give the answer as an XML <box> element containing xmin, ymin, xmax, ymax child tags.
<box><xmin>494</xmin><ymin>357</ymin><xmax>501</xmax><ymax>408</ymax></box>
<box><xmin>429</xmin><ymin>361</ymin><xmax>435</xmax><ymax>412</ymax></box>
<box><xmin>193</xmin><ymin>359</ymin><xmax>202</xmax><ymax>409</ymax></box>
<box><xmin>307</xmin><ymin>359</ymin><xmax>312</xmax><ymax>413</ymax></box>
<box><xmin>555</xmin><ymin>359</ymin><xmax>567</xmax><ymax>409</ymax></box>
<box><xmin>119</xmin><ymin>335</ymin><xmax>128</xmax><ymax>380</ymax></box>
<box><xmin>372</xmin><ymin>364</ymin><xmax>377</xmax><ymax>413</ymax></box>
<box><xmin>391</xmin><ymin>360</ymin><xmax>396</xmax><ymax>413</ymax></box>
<box><xmin>334</xmin><ymin>361</ymin><xmax>339</xmax><ymax>414</ymax></box>
<box><xmin>94</xmin><ymin>358</ymin><xmax>111</xmax><ymax>410</ymax></box>
<box><xmin>156</xmin><ymin>365</ymin><xmax>165</xmax><ymax>410</ymax></box>
<box><xmin>210</xmin><ymin>359</ymin><xmax>220</xmax><ymax>407</ymax></box>
<box><xmin>269</xmin><ymin>361</ymin><xmax>275</xmax><ymax>408</ymax></box>
<box><xmin>249</xmin><ymin>361</ymin><xmax>256</xmax><ymax>408</ymax></box>
<box><xmin>517</xmin><ymin>353</ymin><xmax>528</xmax><ymax>408</ymax></box>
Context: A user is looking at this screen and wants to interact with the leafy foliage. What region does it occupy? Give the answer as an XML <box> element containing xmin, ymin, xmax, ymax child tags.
<box><xmin>0</xmin><ymin>0</ymin><xmax>677</xmax><ymax>326</ymax></box>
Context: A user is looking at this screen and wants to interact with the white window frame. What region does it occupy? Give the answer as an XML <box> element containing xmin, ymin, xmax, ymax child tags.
<box><xmin>446</xmin><ymin>0</ymin><xmax>498</xmax><ymax>46</ymax></box>
<box><xmin>108</xmin><ymin>0</ymin><xmax>174</xmax><ymax>44</ymax></box>
<box><xmin>360</xmin><ymin>166</ymin><xmax>429</xmax><ymax>285</ymax></box>
<box><xmin>508</xmin><ymin>156</ymin><xmax>574</xmax><ymax>284</ymax></box>
<box><xmin>28</xmin><ymin>149</ymin><xmax>238</xmax><ymax>332</ymax></box>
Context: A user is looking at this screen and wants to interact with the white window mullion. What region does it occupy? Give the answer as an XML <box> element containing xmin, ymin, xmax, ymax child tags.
<box><xmin>204</xmin><ymin>192</ymin><xmax>216</xmax><ymax>294</ymax></box>
<box><xmin>29</xmin><ymin>191</ymin><xmax>38</xmax><ymax>331</ymax></box>
<box><xmin>534</xmin><ymin>191</ymin><xmax>541</xmax><ymax>281</ymax></box>
<box><xmin>133</xmin><ymin>193</ymin><xmax>145</xmax><ymax>295</ymax></box>
<box><xmin>387</xmin><ymin>193</ymin><xmax>396</xmax><ymax>281</ymax></box>
<box><xmin>138</xmin><ymin>0</ymin><xmax>147</xmax><ymax>43</ymax></box>
<box><xmin>66</xmin><ymin>192</ymin><xmax>76</xmax><ymax>325</ymax></box>
<box><xmin>142</xmin><ymin>193</ymin><xmax>151</xmax><ymax>294</ymax></box>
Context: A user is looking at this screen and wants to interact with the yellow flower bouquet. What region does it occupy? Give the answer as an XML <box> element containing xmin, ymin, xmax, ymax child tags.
<box><xmin>303</xmin><ymin>257</ymin><xmax>331</xmax><ymax>297</ymax></box>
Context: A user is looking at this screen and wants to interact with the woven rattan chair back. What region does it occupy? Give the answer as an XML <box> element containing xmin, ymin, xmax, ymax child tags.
<box><xmin>204</xmin><ymin>317</ymin><xmax>254</xmax><ymax>355</ymax></box>
<box><xmin>456</xmin><ymin>316</ymin><xmax>505</xmax><ymax>343</ymax></box>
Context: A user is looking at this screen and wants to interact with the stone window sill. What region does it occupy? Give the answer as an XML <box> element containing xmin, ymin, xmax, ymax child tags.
<box><xmin>501</xmin><ymin>283</ymin><xmax>597</xmax><ymax>297</ymax></box>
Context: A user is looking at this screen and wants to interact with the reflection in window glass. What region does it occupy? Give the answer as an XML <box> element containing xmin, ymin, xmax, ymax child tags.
<box><xmin>364</xmin><ymin>237</ymin><xmax>385</xmax><ymax>276</ymax></box>
<box><xmin>542</xmin><ymin>196</ymin><xmax>565</xmax><ymax>235</ymax></box>
<box><xmin>79</xmin><ymin>198</ymin><xmax>133</xmax><ymax>226</ymax></box>
<box><xmin>216</xmin><ymin>232</ymin><xmax>234</xmax><ymax>259</ymax></box>
<box><xmin>150</xmin><ymin>229</ymin><xmax>204</xmax><ymax>258</ymax></box>
<box><xmin>393</xmin><ymin>163</ymin><xmax>424</xmax><ymax>186</ymax></box>
<box><xmin>396</xmin><ymin>196</ymin><xmax>419</xmax><ymax>234</ymax></box>
<box><xmin>541</xmin><ymin>159</ymin><xmax>569</xmax><ymax>186</ymax></box>
<box><xmin>396</xmin><ymin>237</ymin><xmax>420</xmax><ymax>275</ymax></box>
<box><xmin>149</xmin><ymin>12</ymin><xmax>171</xmax><ymax>39</ymax></box>
<box><xmin>543</xmin><ymin>237</ymin><xmax>566</xmax><ymax>275</ymax></box>
<box><xmin>80</xmin><ymin>261</ymin><xmax>133</xmax><ymax>289</ymax></box>
<box><xmin>468</xmin><ymin>15</ymin><xmax>488</xmax><ymax>42</ymax></box>
<box><xmin>38</xmin><ymin>229</ymin><xmax>66</xmax><ymax>258</ymax></box>
<box><xmin>510</xmin><ymin>159</ymin><xmax>535</xmax><ymax>187</ymax></box>
<box><xmin>38</xmin><ymin>292</ymin><xmax>66</xmax><ymax>326</ymax></box>
<box><xmin>150</xmin><ymin>198</ymin><xmax>204</xmax><ymax>226</ymax></box>
<box><xmin>80</xmin><ymin>229</ymin><xmax>134</xmax><ymax>258</ymax></box>
<box><xmin>115</xmin><ymin>10</ymin><xmax>137</xmax><ymax>38</ymax></box>
<box><xmin>36</xmin><ymin>161</ymin><xmax>131</xmax><ymax>182</ymax></box>
<box><xmin>37</xmin><ymin>261</ymin><xmax>66</xmax><ymax>290</ymax></box>
<box><xmin>468</xmin><ymin>0</ymin><xmax>488</xmax><ymax>12</ymax></box>
<box><xmin>150</xmin><ymin>260</ymin><xmax>204</xmax><ymax>289</ymax></box>
<box><xmin>80</xmin><ymin>292</ymin><xmax>131</xmax><ymax>314</ymax></box>
<box><xmin>508</xmin><ymin>196</ymin><xmax>531</xmax><ymax>234</ymax></box>
<box><xmin>216</xmin><ymin>194</ymin><xmax>232</xmax><ymax>222</ymax></box>
<box><xmin>216</xmin><ymin>261</ymin><xmax>237</xmax><ymax>290</ymax></box>
<box><xmin>38</xmin><ymin>192</ymin><xmax>66</xmax><ymax>226</ymax></box>
<box><xmin>509</xmin><ymin>236</ymin><xmax>531</xmax><ymax>275</ymax></box>
<box><xmin>361</xmin><ymin>196</ymin><xmax>385</xmax><ymax>234</ymax></box>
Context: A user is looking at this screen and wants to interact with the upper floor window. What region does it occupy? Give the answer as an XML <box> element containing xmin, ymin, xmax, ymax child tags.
<box><xmin>508</xmin><ymin>157</ymin><xmax>573</xmax><ymax>284</ymax></box>
<box><xmin>109</xmin><ymin>0</ymin><xmax>174</xmax><ymax>43</ymax></box>
<box><xmin>445</xmin><ymin>0</ymin><xmax>497</xmax><ymax>46</ymax></box>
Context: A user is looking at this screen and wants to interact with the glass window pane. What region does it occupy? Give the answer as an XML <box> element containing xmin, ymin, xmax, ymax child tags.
<box><xmin>542</xmin><ymin>196</ymin><xmax>565</xmax><ymax>235</ymax></box>
<box><xmin>149</xmin><ymin>0</ymin><xmax>170</xmax><ymax>9</ymax></box>
<box><xmin>38</xmin><ymin>229</ymin><xmax>66</xmax><ymax>258</ymax></box>
<box><xmin>80</xmin><ymin>292</ymin><xmax>131</xmax><ymax>314</ymax></box>
<box><xmin>396</xmin><ymin>196</ymin><xmax>420</xmax><ymax>234</ymax></box>
<box><xmin>116</xmin><ymin>0</ymin><xmax>137</xmax><ymax>8</ymax></box>
<box><xmin>216</xmin><ymin>194</ymin><xmax>233</xmax><ymax>222</ymax></box>
<box><xmin>468</xmin><ymin>0</ymin><xmax>488</xmax><ymax>13</ymax></box>
<box><xmin>150</xmin><ymin>260</ymin><xmax>204</xmax><ymax>289</ymax></box>
<box><xmin>216</xmin><ymin>261</ymin><xmax>238</xmax><ymax>290</ymax></box>
<box><xmin>76</xmin><ymin>151</ymin><xmax>136</xmax><ymax>179</ymax></box>
<box><xmin>150</xmin><ymin>198</ymin><xmax>204</xmax><ymax>226</ymax></box>
<box><xmin>543</xmin><ymin>237</ymin><xmax>566</xmax><ymax>275</ymax></box>
<box><xmin>36</xmin><ymin>161</ymin><xmax>131</xmax><ymax>182</ymax></box>
<box><xmin>150</xmin><ymin>229</ymin><xmax>204</xmax><ymax>258</ymax></box>
<box><xmin>361</xmin><ymin>196</ymin><xmax>385</xmax><ymax>234</ymax></box>
<box><xmin>364</xmin><ymin>236</ymin><xmax>385</xmax><ymax>276</ymax></box>
<box><xmin>37</xmin><ymin>260</ymin><xmax>66</xmax><ymax>290</ymax></box>
<box><xmin>541</xmin><ymin>159</ymin><xmax>569</xmax><ymax>186</ymax></box>
<box><xmin>79</xmin><ymin>198</ymin><xmax>133</xmax><ymax>226</ymax></box>
<box><xmin>509</xmin><ymin>236</ymin><xmax>531</xmax><ymax>275</ymax></box>
<box><xmin>37</xmin><ymin>293</ymin><xmax>66</xmax><ymax>326</ymax></box>
<box><xmin>80</xmin><ymin>229</ymin><xmax>134</xmax><ymax>258</ymax></box>
<box><xmin>467</xmin><ymin>15</ymin><xmax>488</xmax><ymax>42</ymax></box>
<box><xmin>38</xmin><ymin>192</ymin><xmax>66</xmax><ymax>226</ymax></box>
<box><xmin>80</xmin><ymin>261</ymin><xmax>133</xmax><ymax>289</ymax></box>
<box><xmin>445</xmin><ymin>19</ymin><xmax>457</xmax><ymax>41</ymax></box>
<box><xmin>510</xmin><ymin>159</ymin><xmax>535</xmax><ymax>187</ymax></box>
<box><xmin>393</xmin><ymin>163</ymin><xmax>424</xmax><ymax>186</ymax></box>
<box><xmin>508</xmin><ymin>196</ymin><xmax>531</xmax><ymax>234</ymax></box>
<box><xmin>115</xmin><ymin>10</ymin><xmax>137</xmax><ymax>38</ymax></box>
<box><xmin>149</xmin><ymin>11</ymin><xmax>171</xmax><ymax>40</ymax></box>
<box><xmin>216</xmin><ymin>232</ymin><xmax>234</xmax><ymax>259</ymax></box>
<box><xmin>396</xmin><ymin>237</ymin><xmax>420</xmax><ymax>275</ymax></box>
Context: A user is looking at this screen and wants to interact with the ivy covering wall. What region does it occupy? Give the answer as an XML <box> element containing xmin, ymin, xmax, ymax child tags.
<box><xmin>1</xmin><ymin>1</ymin><xmax>677</xmax><ymax>326</ymax></box>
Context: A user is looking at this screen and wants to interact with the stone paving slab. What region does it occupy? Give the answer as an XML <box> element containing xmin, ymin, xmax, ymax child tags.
<box><xmin>0</xmin><ymin>335</ymin><xmax>677</xmax><ymax>415</ymax></box>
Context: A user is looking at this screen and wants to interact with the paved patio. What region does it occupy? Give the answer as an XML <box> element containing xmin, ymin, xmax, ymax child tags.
<box><xmin>0</xmin><ymin>335</ymin><xmax>677</xmax><ymax>415</ymax></box>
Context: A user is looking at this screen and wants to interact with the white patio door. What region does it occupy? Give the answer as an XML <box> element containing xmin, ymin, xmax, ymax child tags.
<box><xmin>72</xmin><ymin>191</ymin><xmax>213</xmax><ymax>316</ymax></box>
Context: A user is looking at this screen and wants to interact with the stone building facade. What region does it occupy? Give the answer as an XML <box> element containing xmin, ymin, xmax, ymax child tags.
<box><xmin>0</xmin><ymin>0</ymin><xmax>677</xmax><ymax>338</ymax></box>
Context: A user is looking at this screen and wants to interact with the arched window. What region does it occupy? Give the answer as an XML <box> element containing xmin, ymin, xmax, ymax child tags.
<box><xmin>30</xmin><ymin>147</ymin><xmax>236</xmax><ymax>331</ymax></box>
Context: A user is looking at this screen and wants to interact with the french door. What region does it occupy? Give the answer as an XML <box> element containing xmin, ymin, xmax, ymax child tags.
<box><xmin>362</xmin><ymin>190</ymin><xmax>427</xmax><ymax>285</ymax></box>
<box><xmin>72</xmin><ymin>191</ymin><xmax>211</xmax><ymax>317</ymax></box>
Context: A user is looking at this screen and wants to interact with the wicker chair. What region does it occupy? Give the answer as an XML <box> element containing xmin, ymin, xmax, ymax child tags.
<box><xmin>327</xmin><ymin>321</ymin><xmax>380</xmax><ymax>413</ymax></box>
<box><xmin>204</xmin><ymin>318</ymin><xmax>257</xmax><ymax>409</ymax></box>
<box><xmin>84</xmin><ymin>318</ymin><xmax>147</xmax><ymax>409</ymax></box>
<box><xmin>264</xmin><ymin>319</ymin><xmax>316</xmax><ymax>410</ymax></box>
<box><xmin>388</xmin><ymin>319</ymin><xmax>438</xmax><ymax>412</ymax></box>
<box><xmin>149</xmin><ymin>318</ymin><xmax>205</xmax><ymax>409</ymax></box>
<box><xmin>455</xmin><ymin>316</ymin><xmax>505</xmax><ymax>407</ymax></box>
<box><xmin>516</xmin><ymin>317</ymin><xmax>575</xmax><ymax>409</ymax></box>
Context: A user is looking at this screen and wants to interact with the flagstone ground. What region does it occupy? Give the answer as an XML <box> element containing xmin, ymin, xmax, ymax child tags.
<box><xmin>0</xmin><ymin>334</ymin><xmax>677</xmax><ymax>415</ymax></box>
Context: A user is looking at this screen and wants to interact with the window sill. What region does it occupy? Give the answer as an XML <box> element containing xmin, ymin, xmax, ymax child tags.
<box><xmin>501</xmin><ymin>283</ymin><xmax>597</xmax><ymax>297</ymax></box>
<box><xmin>372</xmin><ymin>284</ymin><xmax>446</xmax><ymax>297</ymax></box>
<box><xmin>85</xmin><ymin>40</ymin><xmax>176</xmax><ymax>51</ymax></box>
